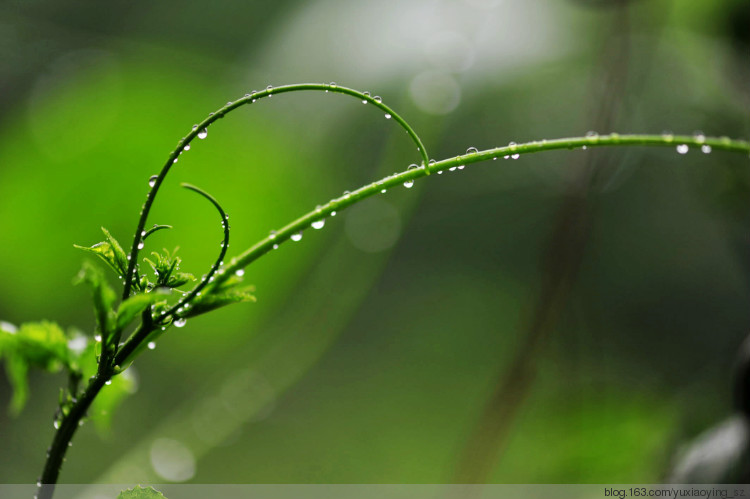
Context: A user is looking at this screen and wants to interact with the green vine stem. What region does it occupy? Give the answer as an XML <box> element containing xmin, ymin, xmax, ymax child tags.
<box><xmin>212</xmin><ymin>133</ymin><xmax>750</xmax><ymax>286</ymax></box>
<box><xmin>36</xmin><ymin>80</ymin><xmax>750</xmax><ymax>499</ymax></box>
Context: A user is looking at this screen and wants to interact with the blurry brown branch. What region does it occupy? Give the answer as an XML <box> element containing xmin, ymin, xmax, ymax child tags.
<box><xmin>452</xmin><ymin>1</ymin><xmax>636</xmax><ymax>483</ymax></box>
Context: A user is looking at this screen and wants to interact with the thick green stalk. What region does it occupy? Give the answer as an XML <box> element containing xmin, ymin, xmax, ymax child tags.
<box><xmin>213</xmin><ymin>133</ymin><xmax>750</xmax><ymax>284</ymax></box>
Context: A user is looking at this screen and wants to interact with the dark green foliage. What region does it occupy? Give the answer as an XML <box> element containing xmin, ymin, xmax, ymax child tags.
<box><xmin>74</xmin><ymin>228</ymin><xmax>129</xmax><ymax>280</ymax></box>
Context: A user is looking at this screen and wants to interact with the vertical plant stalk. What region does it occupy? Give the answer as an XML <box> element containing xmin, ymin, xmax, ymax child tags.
<box><xmin>38</xmin><ymin>321</ymin><xmax>150</xmax><ymax>499</ymax></box>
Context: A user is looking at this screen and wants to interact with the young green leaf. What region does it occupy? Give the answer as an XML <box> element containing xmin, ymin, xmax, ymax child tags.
<box><xmin>74</xmin><ymin>227</ymin><xmax>129</xmax><ymax>278</ymax></box>
<box><xmin>144</xmin><ymin>248</ymin><xmax>194</xmax><ymax>289</ymax></box>
<box><xmin>182</xmin><ymin>283</ymin><xmax>256</xmax><ymax>318</ymax></box>
<box><xmin>117</xmin><ymin>485</ymin><xmax>167</xmax><ymax>499</ymax></box>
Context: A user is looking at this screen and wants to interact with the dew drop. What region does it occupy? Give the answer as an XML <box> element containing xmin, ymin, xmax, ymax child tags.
<box><xmin>343</xmin><ymin>191</ymin><xmax>351</xmax><ymax>199</ymax></box>
<box><xmin>437</xmin><ymin>170</ymin><xmax>443</xmax><ymax>175</ymax></box>
<box><xmin>174</xmin><ymin>318</ymin><xmax>187</xmax><ymax>328</ymax></box>
<box><xmin>585</xmin><ymin>131</ymin><xmax>599</xmax><ymax>140</ymax></box>
<box><xmin>235</xmin><ymin>269</ymin><xmax>245</xmax><ymax>277</ymax></box>
<box><xmin>449</xmin><ymin>166</ymin><xmax>457</xmax><ymax>171</ymax></box>
<box><xmin>147</xmin><ymin>342</ymin><xmax>156</xmax><ymax>350</ymax></box>
<box><xmin>149</xmin><ymin>175</ymin><xmax>158</xmax><ymax>188</ymax></box>
<box><xmin>329</xmin><ymin>82</ymin><xmax>337</xmax><ymax>89</ymax></box>
<box><xmin>53</xmin><ymin>420</ymin><xmax>60</xmax><ymax>429</ymax></box>
<box><xmin>312</xmin><ymin>219</ymin><xmax>325</xmax><ymax>230</ymax></box>
<box><xmin>701</xmin><ymin>144</ymin><xmax>712</xmax><ymax>154</ymax></box>
<box><xmin>373</xmin><ymin>95</ymin><xmax>382</xmax><ymax>103</ymax></box>
<box><xmin>466</xmin><ymin>147</ymin><xmax>479</xmax><ymax>154</ymax></box>
<box><xmin>694</xmin><ymin>131</ymin><xmax>706</xmax><ymax>144</ymax></box>
<box><xmin>511</xmin><ymin>154</ymin><xmax>520</xmax><ymax>160</ymax></box>
<box><xmin>385</xmin><ymin>113</ymin><xmax>392</xmax><ymax>119</ymax></box>
<box><xmin>582</xmin><ymin>145</ymin><xmax>588</xmax><ymax>150</ymax></box>
<box><xmin>291</xmin><ymin>232</ymin><xmax>303</xmax><ymax>242</ymax></box>
<box><xmin>458</xmin><ymin>165</ymin><xmax>465</xmax><ymax>170</ymax></box>
<box><xmin>508</xmin><ymin>141</ymin><xmax>518</xmax><ymax>151</ymax></box>
<box><xmin>138</xmin><ymin>241</ymin><xmax>145</xmax><ymax>250</ymax></box>
<box><xmin>381</xmin><ymin>189</ymin><xmax>387</xmax><ymax>193</ymax></box>
<box><xmin>676</xmin><ymin>144</ymin><xmax>689</xmax><ymax>154</ymax></box>
<box><xmin>362</xmin><ymin>91</ymin><xmax>370</xmax><ymax>104</ymax></box>
<box><xmin>269</xmin><ymin>230</ymin><xmax>277</xmax><ymax>240</ymax></box>
<box><xmin>662</xmin><ymin>130</ymin><xmax>674</xmax><ymax>142</ymax></box>
<box><xmin>183</xmin><ymin>144</ymin><xmax>191</xmax><ymax>151</ymax></box>
<box><xmin>173</xmin><ymin>157</ymin><xmax>178</xmax><ymax>164</ymax></box>
<box><xmin>331</xmin><ymin>211</ymin><xmax>337</xmax><ymax>217</ymax></box>
<box><xmin>95</xmin><ymin>334</ymin><xmax>102</xmax><ymax>342</ymax></box>
<box><xmin>273</xmin><ymin>244</ymin><xmax>279</xmax><ymax>250</ymax></box>
<box><xmin>403</xmin><ymin>179</ymin><xmax>414</xmax><ymax>188</ymax></box>
<box><xmin>198</xmin><ymin>128</ymin><xmax>208</xmax><ymax>139</ymax></box>
<box><xmin>105</xmin><ymin>380</ymin><xmax>112</xmax><ymax>385</ymax></box>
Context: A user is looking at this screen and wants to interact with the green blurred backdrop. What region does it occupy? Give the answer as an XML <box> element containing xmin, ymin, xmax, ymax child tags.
<box><xmin>1</xmin><ymin>0</ymin><xmax>749</xmax><ymax>485</ymax></box>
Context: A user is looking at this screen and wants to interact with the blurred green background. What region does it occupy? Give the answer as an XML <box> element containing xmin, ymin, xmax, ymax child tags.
<box><xmin>1</xmin><ymin>0</ymin><xmax>749</xmax><ymax>485</ymax></box>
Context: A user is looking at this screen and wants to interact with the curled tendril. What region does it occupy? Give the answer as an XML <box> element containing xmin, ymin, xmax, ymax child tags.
<box><xmin>156</xmin><ymin>183</ymin><xmax>230</xmax><ymax>323</ymax></box>
<box><xmin>121</xmin><ymin>83</ymin><xmax>430</xmax><ymax>303</ymax></box>
<box><xmin>142</xmin><ymin>224</ymin><xmax>172</xmax><ymax>241</ymax></box>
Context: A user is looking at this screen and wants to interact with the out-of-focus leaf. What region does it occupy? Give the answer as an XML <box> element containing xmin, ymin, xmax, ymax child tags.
<box><xmin>74</xmin><ymin>227</ymin><xmax>129</xmax><ymax>278</ymax></box>
<box><xmin>5</xmin><ymin>355</ymin><xmax>29</xmax><ymax>415</ymax></box>
<box><xmin>116</xmin><ymin>292</ymin><xmax>161</xmax><ymax>332</ymax></box>
<box><xmin>117</xmin><ymin>485</ymin><xmax>167</xmax><ymax>499</ymax></box>
<box><xmin>0</xmin><ymin>320</ymin><xmax>72</xmax><ymax>414</ymax></box>
<box><xmin>14</xmin><ymin>321</ymin><xmax>70</xmax><ymax>369</ymax></box>
<box><xmin>74</xmin><ymin>261</ymin><xmax>116</xmax><ymax>345</ymax></box>
<box><xmin>88</xmin><ymin>347</ymin><xmax>138</xmax><ymax>433</ymax></box>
